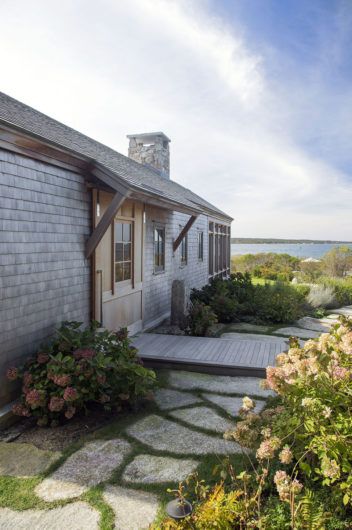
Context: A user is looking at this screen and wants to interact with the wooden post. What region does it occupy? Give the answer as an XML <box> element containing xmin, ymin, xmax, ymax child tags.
<box><xmin>85</xmin><ymin>190</ymin><xmax>130</xmax><ymax>259</ymax></box>
<box><xmin>173</xmin><ymin>215</ymin><xmax>198</xmax><ymax>252</ymax></box>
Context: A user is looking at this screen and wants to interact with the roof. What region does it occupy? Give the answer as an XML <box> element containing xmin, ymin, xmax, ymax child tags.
<box><xmin>0</xmin><ymin>92</ymin><xmax>232</xmax><ymax>221</ymax></box>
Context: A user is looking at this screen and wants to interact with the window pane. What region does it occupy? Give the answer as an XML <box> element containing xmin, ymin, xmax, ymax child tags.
<box><xmin>115</xmin><ymin>263</ymin><xmax>123</xmax><ymax>282</ymax></box>
<box><xmin>115</xmin><ymin>242</ymin><xmax>123</xmax><ymax>262</ymax></box>
<box><xmin>123</xmin><ymin>223</ymin><xmax>131</xmax><ymax>242</ymax></box>
<box><xmin>115</xmin><ymin>222</ymin><xmax>123</xmax><ymax>242</ymax></box>
<box><xmin>123</xmin><ymin>262</ymin><xmax>131</xmax><ymax>280</ymax></box>
<box><xmin>124</xmin><ymin>242</ymin><xmax>131</xmax><ymax>261</ymax></box>
<box><xmin>154</xmin><ymin>227</ymin><xmax>165</xmax><ymax>271</ymax></box>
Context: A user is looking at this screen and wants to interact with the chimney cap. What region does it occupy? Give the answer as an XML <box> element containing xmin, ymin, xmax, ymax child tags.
<box><xmin>126</xmin><ymin>131</ymin><xmax>171</xmax><ymax>143</ymax></box>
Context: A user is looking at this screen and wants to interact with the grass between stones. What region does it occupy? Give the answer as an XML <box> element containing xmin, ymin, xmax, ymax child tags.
<box><xmin>0</xmin><ymin>369</ymin><xmax>273</xmax><ymax>530</ymax></box>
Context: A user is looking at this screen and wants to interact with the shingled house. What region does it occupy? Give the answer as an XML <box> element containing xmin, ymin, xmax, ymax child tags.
<box><xmin>0</xmin><ymin>92</ymin><xmax>232</xmax><ymax>407</ymax></box>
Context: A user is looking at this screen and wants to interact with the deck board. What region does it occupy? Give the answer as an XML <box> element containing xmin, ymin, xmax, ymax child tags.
<box><xmin>133</xmin><ymin>333</ymin><xmax>286</xmax><ymax>377</ymax></box>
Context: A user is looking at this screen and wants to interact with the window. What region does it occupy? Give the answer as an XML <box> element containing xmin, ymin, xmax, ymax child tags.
<box><xmin>198</xmin><ymin>231</ymin><xmax>204</xmax><ymax>261</ymax></box>
<box><xmin>154</xmin><ymin>226</ymin><xmax>165</xmax><ymax>272</ymax></box>
<box><xmin>209</xmin><ymin>221</ymin><xmax>230</xmax><ymax>278</ymax></box>
<box><xmin>114</xmin><ymin>221</ymin><xmax>132</xmax><ymax>282</ymax></box>
<box><xmin>180</xmin><ymin>232</ymin><xmax>187</xmax><ymax>265</ymax></box>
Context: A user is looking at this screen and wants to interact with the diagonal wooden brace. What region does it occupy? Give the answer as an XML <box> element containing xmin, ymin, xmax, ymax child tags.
<box><xmin>85</xmin><ymin>190</ymin><xmax>130</xmax><ymax>259</ymax></box>
<box><xmin>173</xmin><ymin>215</ymin><xmax>198</xmax><ymax>252</ymax></box>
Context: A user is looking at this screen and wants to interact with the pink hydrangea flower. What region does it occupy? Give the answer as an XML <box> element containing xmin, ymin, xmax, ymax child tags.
<box><xmin>12</xmin><ymin>403</ymin><xmax>31</xmax><ymax>417</ymax></box>
<box><xmin>6</xmin><ymin>367</ymin><xmax>18</xmax><ymax>381</ymax></box>
<box><xmin>48</xmin><ymin>396</ymin><xmax>65</xmax><ymax>412</ymax></box>
<box><xmin>25</xmin><ymin>389</ymin><xmax>45</xmax><ymax>408</ymax></box>
<box><xmin>53</xmin><ymin>374</ymin><xmax>71</xmax><ymax>387</ymax></box>
<box><xmin>73</xmin><ymin>348</ymin><xmax>96</xmax><ymax>360</ymax></box>
<box><xmin>23</xmin><ymin>372</ymin><xmax>33</xmax><ymax>386</ymax></box>
<box><xmin>37</xmin><ymin>352</ymin><xmax>50</xmax><ymax>364</ymax></box>
<box><xmin>63</xmin><ymin>386</ymin><xmax>78</xmax><ymax>401</ymax></box>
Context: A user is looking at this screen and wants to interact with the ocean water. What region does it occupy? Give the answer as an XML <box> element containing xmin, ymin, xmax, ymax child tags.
<box><xmin>231</xmin><ymin>243</ymin><xmax>352</xmax><ymax>259</ymax></box>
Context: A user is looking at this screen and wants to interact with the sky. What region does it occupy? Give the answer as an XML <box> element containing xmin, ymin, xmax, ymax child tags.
<box><xmin>0</xmin><ymin>0</ymin><xmax>351</xmax><ymax>239</ymax></box>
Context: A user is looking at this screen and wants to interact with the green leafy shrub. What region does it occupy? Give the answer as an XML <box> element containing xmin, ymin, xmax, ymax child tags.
<box><xmin>317</xmin><ymin>277</ymin><xmax>352</xmax><ymax>307</ymax></box>
<box><xmin>191</xmin><ymin>274</ymin><xmax>305</xmax><ymax>326</ymax></box>
<box><xmin>232</xmin><ymin>252</ymin><xmax>300</xmax><ymax>282</ymax></box>
<box><xmin>186</xmin><ymin>302</ymin><xmax>217</xmax><ymax>336</ymax></box>
<box><xmin>7</xmin><ymin>321</ymin><xmax>156</xmax><ymax>426</ymax></box>
<box><xmin>253</xmin><ymin>282</ymin><xmax>305</xmax><ymax>323</ymax></box>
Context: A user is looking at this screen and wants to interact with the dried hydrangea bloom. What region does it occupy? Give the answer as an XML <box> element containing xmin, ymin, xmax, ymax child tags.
<box><xmin>256</xmin><ymin>436</ymin><xmax>281</xmax><ymax>460</ymax></box>
<box><xmin>321</xmin><ymin>458</ymin><xmax>340</xmax><ymax>480</ymax></box>
<box><xmin>279</xmin><ymin>446</ymin><xmax>293</xmax><ymax>465</ymax></box>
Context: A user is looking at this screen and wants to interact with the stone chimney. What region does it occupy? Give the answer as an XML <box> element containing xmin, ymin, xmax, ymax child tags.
<box><xmin>127</xmin><ymin>132</ymin><xmax>170</xmax><ymax>178</ymax></box>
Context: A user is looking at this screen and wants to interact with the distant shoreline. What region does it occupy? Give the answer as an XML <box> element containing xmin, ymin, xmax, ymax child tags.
<box><xmin>231</xmin><ymin>238</ymin><xmax>352</xmax><ymax>244</ymax></box>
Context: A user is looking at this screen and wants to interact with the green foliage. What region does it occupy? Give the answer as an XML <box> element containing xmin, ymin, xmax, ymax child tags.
<box><xmin>322</xmin><ymin>246</ymin><xmax>352</xmax><ymax>278</ymax></box>
<box><xmin>317</xmin><ymin>276</ymin><xmax>352</xmax><ymax>307</ymax></box>
<box><xmin>156</xmin><ymin>319</ymin><xmax>352</xmax><ymax>529</ymax></box>
<box><xmin>232</xmin><ymin>252</ymin><xmax>300</xmax><ymax>282</ymax></box>
<box><xmin>263</xmin><ymin>317</ymin><xmax>352</xmax><ymax>508</ymax></box>
<box><xmin>252</xmin><ymin>282</ymin><xmax>305</xmax><ymax>323</ymax></box>
<box><xmin>7</xmin><ymin>321</ymin><xmax>156</xmax><ymax>426</ymax></box>
<box><xmin>185</xmin><ymin>302</ymin><xmax>218</xmax><ymax>336</ymax></box>
<box><xmin>190</xmin><ymin>274</ymin><xmax>304</xmax><ymax>326</ymax></box>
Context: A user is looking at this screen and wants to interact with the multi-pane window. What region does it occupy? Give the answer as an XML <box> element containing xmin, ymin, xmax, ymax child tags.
<box><xmin>114</xmin><ymin>221</ymin><xmax>132</xmax><ymax>282</ymax></box>
<box><xmin>180</xmin><ymin>232</ymin><xmax>187</xmax><ymax>265</ymax></box>
<box><xmin>209</xmin><ymin>221</ymin><xmax>230</xmax><ymax>278</ymax></box>
<box><xmin>198</xmin><ymin>231</ymin><xmax>204</xmax><ymax>261</ymax></box>
<box><xmin>154</xmin><ymin>226</ymin><xmax>165</xmax><ymax>272</ymax></box>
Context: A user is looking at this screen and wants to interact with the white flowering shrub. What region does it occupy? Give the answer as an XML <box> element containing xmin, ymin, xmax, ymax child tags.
<box><xmin>156</xmin><ymin>319</ymin><xmax>352</xmax><ymax>529</ymax></box>
<box><xmin>307</xmin><ymin>284</ymin><xmax>336</xmax><ymax>308</ymax></box>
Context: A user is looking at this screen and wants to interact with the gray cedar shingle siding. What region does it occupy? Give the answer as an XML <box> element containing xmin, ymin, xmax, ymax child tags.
<box><xmin>0</xmin><ymin>149</ymin><xmax>91</xmax><ymax>406</ymax></box>
<box><xmin>143</xmin><ymin>207</ymin><xmax>208</xmax><ymax>328</ymax></box>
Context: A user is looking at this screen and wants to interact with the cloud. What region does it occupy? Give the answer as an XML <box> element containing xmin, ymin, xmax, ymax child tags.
<box><xmin>0</xmin><ymin>0</ymin><xmax>350</xmax><ymax>238</ymax></box>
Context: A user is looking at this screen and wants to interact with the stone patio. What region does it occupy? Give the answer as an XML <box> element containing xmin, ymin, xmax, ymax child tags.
<box><xmin>0</xmin><ymin>442</ymin><xmax>61</xmax><ymax>478</ymax></box>
<box><xmin>0</xmin><ymin>368</ymin><xmax>270</xmax><ymax>528</ymax></box>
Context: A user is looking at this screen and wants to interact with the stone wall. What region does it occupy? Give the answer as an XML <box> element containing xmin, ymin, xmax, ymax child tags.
<box><xmin>143</xmin><ymin>206</ymin><xmax>208</xmax><ymax>328</ymax></box>
<box><xmin>0</xmin><ymin>149</ymin><xmax>91</xmax><ymax>406</ymax></box>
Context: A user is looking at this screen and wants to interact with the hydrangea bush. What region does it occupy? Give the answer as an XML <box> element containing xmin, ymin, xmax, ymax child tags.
<box><xmin>7</xmin><ymin>321</ymin><xmax>156</xmax><ymax>426</ymax></box>
<box><xmin>156</xmin><ymin>317</ymin><xmax>352</xmax><ymax>528</ymax></box>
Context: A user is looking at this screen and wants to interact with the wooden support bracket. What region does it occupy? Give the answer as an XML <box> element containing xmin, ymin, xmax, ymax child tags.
<box><xmin>173</xmin><ymin>215</ymin><xmax>198</xmax><ymax>252</ymax></box>
<box><xmin>85</xmin><ymin>190</ymin><xmax>130</xmax><ymax>258</ymax></box>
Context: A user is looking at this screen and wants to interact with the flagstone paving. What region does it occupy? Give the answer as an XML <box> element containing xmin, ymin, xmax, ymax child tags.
<box><xmin>273</xmin><ymin>326</ymin><xmax>320</xmax><ymax>339</ymax></box>
<box><xmin>0</xmin><ymin>502</ymin><xmax>99</xmax><ymax>530</ymax></box>
<box><xmin>126</xmin><ymin>414</ymin><xmax>242</xmax><ymax>455</ymax></box>
<box><xmin>333</xmin><ymin>306</ymin><xmax>352</xmax><ymax>316</ymax></box>
<box><xmin>0</xmin><ymin>369</ymin><xmax>277</xmax><ymax>529</ymax></box>
<box><xmin>153</xmin><ymin>388</ymin><xmax>202</xmax><ymax>410</ymax></box>
<box><xmin>103</xmin><ymin>485</ymin><xmax>159</xmax><ymax>530</ymax></box>
<box><xmin>168</xmin><ymin>370</ymin><xmax>273</xmax><ymax>398</ymax></box>
<box><xmin>295</xmin><ymin>316</ymin><xmax>335</xmax><ymax>332</ymax></box>
<box><xmin>123</xmin><ymin>455</ymin><xmax>198</xmax><ymax>484</ymax></box>
<box><xmin>169</xmin><ymin>406</ymin><xmax>235</xmax><ymax>433</ymax></box>
<box><xmin>35</xmin><ymin>439</ymin><xmax>131</xmax><ymax>501</ymax></box>
<box><xmin>0</xmin><ymin>442</ymin><xmax>61</xmax><ymax>477</ymax></box>
<box><xmin>203</xmin><ymin>394</ymin><xmax>266</xmax><ymax>417</ymax></box>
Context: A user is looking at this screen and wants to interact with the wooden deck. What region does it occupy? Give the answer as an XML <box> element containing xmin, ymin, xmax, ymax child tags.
<box><xmin>133</xmin><ymin>333</ymin><xmax>286</xmax><ymax>377</ymax></box>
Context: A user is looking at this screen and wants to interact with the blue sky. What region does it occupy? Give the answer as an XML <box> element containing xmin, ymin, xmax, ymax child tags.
<box><xmin>0</xmin><ymin>0</ymin><xmax>351</xmax><ymax>239</ymax></box>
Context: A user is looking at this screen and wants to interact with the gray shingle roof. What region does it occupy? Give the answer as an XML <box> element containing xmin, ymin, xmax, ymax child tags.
<box><xmin>0</xmin><ymin>92</ymin><xmax>232</xmax><ymax>221</ymax></box>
